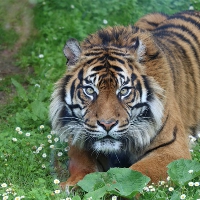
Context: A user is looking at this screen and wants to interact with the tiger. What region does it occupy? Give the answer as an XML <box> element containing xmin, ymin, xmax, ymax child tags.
<box><xmin>50</xmin><ymin>10</ymin><xmax>200</xmax><ymax>188</ymax></box>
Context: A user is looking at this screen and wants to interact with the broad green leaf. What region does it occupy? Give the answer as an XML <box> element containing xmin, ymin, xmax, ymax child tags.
<box><xmin>167</xmin><ymin>159</ymin><xmax>200</xmax><ymax>186</ymax></box>
<box><xmin>78</xmin><ymin>168</ymin><xmax>150</xmax><ymax>199</ymax></box>
<box><xmin>83</xmin><ymin>186</ymin><xmax>108</xmax><ymax>200</ymax></box>
<box><xmin>78</xmin><ymin>172</ymin><xmax>107</xmax><ymax>192</ymax></box>
<box><xmin>107</xmin><ymin>168</ymin><xmax>150</xmax><ymax>198</ymax></box>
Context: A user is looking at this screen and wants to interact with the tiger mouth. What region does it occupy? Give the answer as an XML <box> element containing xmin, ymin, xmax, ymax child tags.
<box><xmin>98</xmin><ymin>135</ymin><xmax>117</xmax><ymax>142</ymax></box>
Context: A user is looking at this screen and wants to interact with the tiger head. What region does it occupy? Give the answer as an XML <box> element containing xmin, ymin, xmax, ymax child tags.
<box><xmin>50</xmin><ymin>26</ymin><xmax>165</xmax><ymax>156</ymax></box>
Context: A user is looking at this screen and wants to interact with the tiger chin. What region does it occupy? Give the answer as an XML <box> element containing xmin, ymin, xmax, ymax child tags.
<box><xmin>50</xmin><ymin>11</ymin><xmax>200</xmax><ymax>188</ymax></box>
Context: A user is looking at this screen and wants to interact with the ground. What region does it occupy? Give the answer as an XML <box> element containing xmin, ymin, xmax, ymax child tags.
<box><xmin>0</xmin><ymin>0</ymin><xmax>35</xmax><ymax>105</ymax></box>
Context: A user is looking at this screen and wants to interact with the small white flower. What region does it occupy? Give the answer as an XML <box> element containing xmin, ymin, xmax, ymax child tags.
<box><xmin>34</xmin><ymin>84</ymin><xmax>40</xmax><ymax>88</ymax></box>
<box><xmin>150</xmin><ymin>188</ymin><xmax>155</xmax><ymax>192</ymax></box>
<box><xmin>42</xmin><ymin>153</ymin><xmax>47</xmax><ymax>158</ymax></box>
<box><xmin>70</xmin><ymin>5</ymin><xmax>75</xmax><ymax>9</ymax></box>
<box><xmin>18</xmin><ymin>131</ymin><xmax>23</xmax><ymax>135</ymax></box>
<box><xmin>64</xmin><ymin>146</ymin><xmax>70</xmax><ymax>151</ymax></box>
<box><xmin>50</xmin><ymin>131</ymin><xmax>56</xmax><ymax>135</ymax></box>
<box><xmin>1</xmin><ymin>183</ymin><xmax>7</xmax><ymax>188</ymax></box>
<box><xmin>54</xmin><ymin>189</ymin><xmax>60</xmax><ymax>194</ymax></box>
<box><xmin>48</xmin><ymin>139</ymin><xmax>52</xmax><ymax>143</ymax></box>
<box><xmin>66</xmin><ymin>198</ymin><xmax>72</xmax><ymax>200</ymax></box>
<box><xmin>189</xmin><ymin>149</ymin><xmax>194</xmax><ymax>152</ymax></box>
<box><xmin>54</xmin><ymin>137</ymin><xmax>59</xmax><ymax>142</ymax></box>
<box><xmin>103</xmin><ymin>19</ymin><xmax>108</xmax><ymax>24</ymax></box>
<box><xmin>14</xmin><ymin>197</ymin><xmax>21</xmax><ymax>200</ymax></box>
<box><xmin>159</xmin><ymin>181</ymin><xmax>165</xmax><ymax>185</ymax></box>
<box><xmin>194</xmin><ymin>182</ymin><xmax>200</xmax><ymax>186</ymax></box>
<box><xmin>12</xmin><ymin>138</ymin><xmax>17</xmax><ymax>142</ymax></box>
<box><xmin>189</xmin><ymin>6</ymin><xmax>194</xmax><ymax>10</ymax></box>
<box><xmin>54</xmin><ymin>179</ymin><xmax>60</xmax><ymax>184</ymax></box>
<box><xmin>197</xmin><ymin>133</ymin><xmax>200</xmax><ymax>138</ymax></box>
<box><xmin>47</xmin><ymin>135</ymin><xmax>52</xmax><ymax>139</ymax></box>
<box><xmin>188</xmin><ymin>169</ymin><xmax>194</xmax><ymax>174</ymax></box>
<box><xmin>20</xmin><ymin>196</ymin><xmax>25</xmax><ymax>199</ymax></box>
<box><xmin>57</xmin><ymin>152</ymin><xmax>63</xmax><ymax>157</ymax></box>
<box><xmin>167</xmin><ymin>176</ymin><xmax>170</xmax><ymax>181</ymax></box>
<box><xmin>87</xmin><ymin>197</ymin><xmax>92</xmax><ymax>200</ymax></box>
<box><xmin>40</xmin><ymin>125</ymin><xmax>44</xmax><ymax>129</ymax></box>
<box><xmin>38</xmin><ymin>54</ymin><xmax>44</xmax><ymax>58</ymax></box>
<box><xmin>148</xmin><ymin>185</ymin><xmax>154</xmax><ymax>189</ymax></box>
<box><xmin>15</xmin><ymin>127</ymin><xmax>21</xmax><ymax>132</ymax></box>
<box><xmin>25</xmin><ymin>132</ymin><xmax>30</xmax><ymax>137</ymax></box>
<box><xmin>64</xmin><ymin>138</ymin><xmax>68</xmax><ymax>143</ymax></box>
<box><xmin>6</xmin><ymin>188</ymin><xmax>12</xmax><ymax>192</ymax></box>
<box><xmin>50</xmin><ymin>145</ymin><xmax>55</xmax><ymax>149</ymax></box>
<box><xmin>143</xmin><ymin>186</ymin><xmax>149</xmax><ymax>192</ymax></box>
<box><xmin>168</xmin><ymin>187</ymin><xmax>174</xmax><ymax>191</ymax></box>
<box><xmin>112</xmin><ymin>196</ymin><xmax>117</xmax><ymax>200</ymax></box>
<box><xmin>42</xmin><ymin>164</ymin><xmax>46</xmax><ymax>168</ymax></box>
<box><xmin>38</xmin><ymin>146</ymin><xmax>42</xmax><ymax>151</ymax></box>
<box><xmin>180</xmin><ymin>194</ymin><xmax>186</xmax><ymax>199</ymax></box>
<box><xmin>3</xmin><ymin>196</ymin><xmax>8</xmax><ymax>200</ymax></box>
<box><xmin>188</xmin><ymin>182</ymin><xmax>194</xmax><ymax>186</ymax></box>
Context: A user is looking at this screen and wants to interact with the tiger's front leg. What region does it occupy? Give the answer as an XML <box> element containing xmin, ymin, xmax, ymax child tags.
<box><xmin>130</xmin><ymin>124</ymin><xmax>191</xmax><ymax>183</ymax></box>
<box><xmin>60</xmin><ymin>145</ymin><xmax>97</xmax><ymax>188</ymax></box>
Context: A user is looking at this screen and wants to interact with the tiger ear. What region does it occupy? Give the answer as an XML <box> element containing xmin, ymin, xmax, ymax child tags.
<box><xmin>132</xmin><ymin>37</ymin><xmax>146</xmax><ymax>62</ymax></box>
<box><xmin>63</xmin><ymin>38</ymin><xmax>81</xmax><ymax>67</ymax></box>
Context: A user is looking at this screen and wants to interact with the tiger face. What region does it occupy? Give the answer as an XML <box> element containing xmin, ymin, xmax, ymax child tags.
<box><xmin>50</xmin><ymin>28</ymin><xmax>164</xmax><ymax>157</ymax></box>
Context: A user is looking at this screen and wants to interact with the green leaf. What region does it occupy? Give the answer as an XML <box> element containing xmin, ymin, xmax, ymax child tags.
<box><xmin>72</xmin><ymin>196</ymin><xmax>82</xmax><ymax>200</ymax></box>
<box><xmin>83</xmin><ymin>186</ymin><xmax>108</xmax><ymax>200</ymax></box>
<box><xmin>167</xmin><ymin>159</ymin><xmax>200</xmax><ymax>186</ymax></box>
<box><xmin>78</xmin><ymin>172</ymin><xmax>107</xmax><ymax>192</ymax></box>
<box><xmin>11</xmin><ymin>78</ymin><xmax>27</xmax><ymax>100</ymax></box>
<box><xmin>78</xmin><ymin>168</ymin><xmax>150</xmax><ymax>199</ymax></box>
<box><xmin>107</xmin><ymin>168</ymin><xmax>150</xmax><ymax>198</ymax></box>
<box><xmin>170</xmin><ymin>191</ymin><xmax>181</xmax><ymax>200</ymax></box>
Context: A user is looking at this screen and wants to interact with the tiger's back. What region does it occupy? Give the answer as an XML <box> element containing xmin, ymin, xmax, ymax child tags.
<box><xmin>152</xmin><ymin>11</ymin><xmax>200</xmax><ymax>135</ymax></box>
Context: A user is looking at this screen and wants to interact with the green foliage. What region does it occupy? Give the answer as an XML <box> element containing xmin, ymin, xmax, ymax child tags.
<box><xmin>167</xmin><ymin>159</ymin><xmax>200</xmax><ymax>186</ymax></box>
<box><xmin>78</xmin><ymin>168</ymin><xmax>150</xmax><ymax>199</ymax></box>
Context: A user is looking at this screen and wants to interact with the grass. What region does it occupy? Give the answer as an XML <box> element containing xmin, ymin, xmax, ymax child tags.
<box><xmin>0</xmin><ymin>0</ymin><xmax>200</xmax><ymax>199</ymax></box>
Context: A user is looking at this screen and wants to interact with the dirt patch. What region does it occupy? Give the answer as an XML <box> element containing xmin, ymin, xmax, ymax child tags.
<box><xmin>0</xmin><ymin>0</ymin><xmax>35</xmax><ymax>105</ymax></box>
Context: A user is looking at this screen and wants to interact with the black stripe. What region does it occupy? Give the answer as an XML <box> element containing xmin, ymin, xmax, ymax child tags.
<box><xmin>92</xmin><ymin>65</ymin><xmax>105</xmax><ymax>71</ymax></box>
<box><xmin>87</xmin><ymin>57</ymin><xmax>98</xmax><ymax>65</ymax></box>
<box><xmin>143</xmin><ymin>126</ymin><xmax>177</xmax><ymax>157</ymax></box>
<box><xmin>61</xmin><ymin>75</ymin><xmax>73</xmax><ymax>102</ymax></box>
<box><xmin>68</xmin><ymin>104</ymin><xmax>82</xmax><ymax>110</ymax></box>
<box><xmin>135</xmin><ymin>80</ymin><xmax>142</xmax><ymax>99</ymax></box>
<box><xmin>85</xmin><ymin>52</ymin><xmax>102</xmax><ymax>56</ymax></box>
<box><xmin>147</xmin><ymin>51</ymin><xmax>160</xmax><ymax>61</ymax></box>
<box><xmin>146</xmin><ymin>20</ymin><xmax>159</xmax><ymax>27</ymax></box>
<box><xmin>70</xmin><ymin>80</ymin><xmax>76</xmax><ymax>100</ymax></box>
<box><xmin>132</xmin><ymin>102</ymin><xmax>149</xmax><ymax>109</ymax></box>
<box><xmin>167</xmin><ymin>14</ymin><xmax>200</xmax><ymax>30</ymax></box>
<box><xmin>110</xmin><ymin>65</ymin><xmax>123</xmax><ymax>72</ymax></box>
<box><xmin>156</xmin><ymin>24</ymin><xmax>199</xmax><ymax>44</ymax></box>
<box><xmin>142</xmin><ymin>76</ymin><xmax>153</xmax><ymax>101</ymax></box>
<box><xmin>78</xmin><ymin>68</ymin><xmax>84</xmax><ymax>82</ymax></box>
<box><xmin>155</xmin><ymin>30</ymin><xmax>199</xmax><ymax>61</ymax></box>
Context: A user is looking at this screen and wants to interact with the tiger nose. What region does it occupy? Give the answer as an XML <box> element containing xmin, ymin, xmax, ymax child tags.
<box><xmin>97</xmin><ymin>119</ymin><xmax>118</xmax><ymax>131</ymax></box>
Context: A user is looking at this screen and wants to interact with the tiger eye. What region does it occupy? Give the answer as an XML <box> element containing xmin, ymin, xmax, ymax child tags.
<box><xmin>86</xmin><ymin>87</ymin><xmax>94</xmax><ymax>94</ymax></box>
<box><xmin>120</xmin><ymin>88</ymin><xmax>128</xmax><ymax>96</ymax></box>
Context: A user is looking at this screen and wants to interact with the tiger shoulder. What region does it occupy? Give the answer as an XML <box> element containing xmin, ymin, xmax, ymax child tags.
<box><xmin>50</xmin><ymin>10</ymin><xmax>200</xmax><ymax>188</ymax></box>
